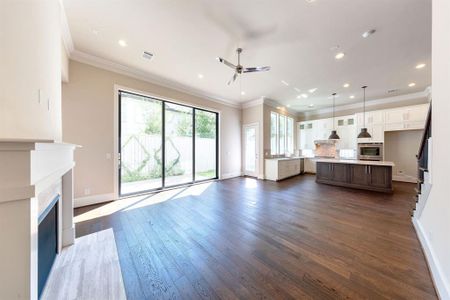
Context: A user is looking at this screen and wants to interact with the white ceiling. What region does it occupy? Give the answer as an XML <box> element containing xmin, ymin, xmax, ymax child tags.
<box><xmin>63</xmin><ymin>0</ymin><xmax>431</xmax><ymax>111</ymax></box>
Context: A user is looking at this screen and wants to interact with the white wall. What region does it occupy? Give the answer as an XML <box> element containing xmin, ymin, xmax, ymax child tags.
<box><xmin>63</xmin><ymin>61</ymin><xmax>241</xmax><ymax>199</ymax></box>
<box><xmin>384</xmin><ymin>130</ymin><xmax>423</xmax><ymax>182</ymax></box>
<box><xmin>0</xmin><ymin>0</ymin><xmax>62</xmax><ymax>141</ymax></box>
<box><xmin>415</xmin><ymin>0</ymin><xmax>450</xmax><ymax>298</ymax></box>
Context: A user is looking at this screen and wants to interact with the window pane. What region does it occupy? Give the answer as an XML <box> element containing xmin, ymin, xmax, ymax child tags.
<box><xmin>195</xmin><ymin>110</ymin><xmax>217</xmax><ymax>181</ymax></box>
<box><xmin>287</xmin><ymin>117</ymin><xmax>294</xmax><ymax>154</ymax></box>
<box><xmin>270</xmin><ymin>112</ymin><xmax>278</xmax><ymax>155</ymax></box>
<box><xmin>165</xmin><ymin>103</ymin><xmax>193</xmax><ymax>186</ymax></box>
<box><xmin>279</xmin><ymin>115</ymin><xmax>286</xmax><ymax>155</ymax></box>
<box><xmin>120</xmin><ymin>93</ymin><xmax>162</xmax><ymax>195</ymax></box>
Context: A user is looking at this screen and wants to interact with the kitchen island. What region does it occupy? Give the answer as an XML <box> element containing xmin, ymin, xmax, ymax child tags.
<box><xmin>315</xmin><ymin>158</ymin><xmax>395</xmax><ymax>193</ymax></box>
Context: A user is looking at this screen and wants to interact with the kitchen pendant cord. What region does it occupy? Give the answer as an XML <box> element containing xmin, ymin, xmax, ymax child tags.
<box><xmin>362</xmin><ymin>86</ymin><xmax>367</xmax><ymax>128</ymax></box>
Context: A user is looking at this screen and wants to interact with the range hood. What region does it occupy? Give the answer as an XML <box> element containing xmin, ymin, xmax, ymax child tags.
<box><xmin>314</xmin><ymin>139</ymin><xmax>338</xmax><ymax>145</ymax></box>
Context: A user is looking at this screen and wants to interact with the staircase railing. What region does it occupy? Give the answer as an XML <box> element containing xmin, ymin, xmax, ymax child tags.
<box><xmin>413</xmin><ymin>102</ymin><xmax>432</xmax><ymax>216</ymax></box>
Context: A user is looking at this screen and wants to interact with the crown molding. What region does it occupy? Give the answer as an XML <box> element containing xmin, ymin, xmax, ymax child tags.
<box><xmin>241</xmin><ymin>98</ymin><xmax>264</xmax><ymax>109</ymax></box>
<box><xmin>70</xmin><ymin>50</ymin><xmax>240</xmax><ymax>109</ymax></box>
<box><xmin>59</xmin><ymin>0</ymin><xmax>74</xmax><ymax>55</ymax></box>
<box><xmin>300</xmin><ymin>88</ymin><xmax>431</xmax><ymax>117</ymax></box>
<box><xmin>263</xmin><ymin>98</ymin><xmax>298</xmax><ymax>116</ymax></box>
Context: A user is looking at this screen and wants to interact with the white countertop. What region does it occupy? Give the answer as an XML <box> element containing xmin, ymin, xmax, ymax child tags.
<box><xmin>315</xmin><ymin>158</ymin><xmax>395</xmax><ymax>166</ymax></box>
<box><xmin>265</xmin><ymin>156</ymin><xmax>305</xmax><ymax>161</ymax></box>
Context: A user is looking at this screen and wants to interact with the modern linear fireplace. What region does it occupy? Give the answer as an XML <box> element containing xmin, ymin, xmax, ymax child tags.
<box><xmin>38</xmin><ymin>195</ymin><xmax>59</xmax><ymax>297</ymax></box>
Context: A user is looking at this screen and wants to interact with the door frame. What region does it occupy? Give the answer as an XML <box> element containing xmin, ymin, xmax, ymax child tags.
<box><xmin>242</xmin><ymin>123</ymin><xmax>260</xmax><ymax>177</ymax></box>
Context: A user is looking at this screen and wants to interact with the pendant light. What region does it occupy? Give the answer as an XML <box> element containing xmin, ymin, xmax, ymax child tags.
<box><xmin>357</xmin><ymin>85</ymin><xmax>372</xmax><ymax>138</ymax></box>
<box><xmin>328</xmin><ymin>93</ymin><xmax>340</xmax><ymax>139</ymax></box>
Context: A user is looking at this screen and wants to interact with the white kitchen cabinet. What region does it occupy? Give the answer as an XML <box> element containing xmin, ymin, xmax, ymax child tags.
<box><xmin>315</xmin><ymin>118</ymin><xmax>333</xmax><ymax>140</ymax></box>
<box><xmin>299</xmin><ymin>121</ymin><xmax>315</xmax><ymax>150</ymax></box>
<box><xmin>265</xmin><ymin>158</ymin><xmax>302</xmax><ymax>181</ymax></box>
<box><xmin>384</xmin><ymin>104</ymin><xmax>429</xmax><ymax>132</ymax></box>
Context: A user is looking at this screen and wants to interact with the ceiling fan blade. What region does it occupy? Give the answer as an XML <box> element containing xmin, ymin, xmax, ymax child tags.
<box><xmin>243</xmin><ymin>66</ymin><xmax>271</xmax><ymax>73</ymax></box>
<box><xmin>227</xmin><ymin>72</ymin><xmax>238</xmax><ymax>85</ymax></box>
<box><xmin>217</xmin><ymin>57</ymin><xmax>236</xmax><ymax>69</ymax></box>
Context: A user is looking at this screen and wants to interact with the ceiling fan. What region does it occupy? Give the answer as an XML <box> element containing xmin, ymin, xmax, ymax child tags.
<box><xmin>217</xmin><ymin>48</ymin><xmax>271</xmax><ymax>85</ymax></box>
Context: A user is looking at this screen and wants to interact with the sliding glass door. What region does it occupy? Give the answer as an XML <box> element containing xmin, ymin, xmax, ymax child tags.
<box><xmin>164</xmin><ymin>103</ymin><xmax>193</xmax><ymax>186</ymax></box>
<box><xmin>119</xmin><ymin>91</ymin><xmax>218</xmax><ymax>196</ymax></box>
<box><xmin>195</xmin><ymin>109</ymin><xmax>218</xmax><ymax>181</ymax></box>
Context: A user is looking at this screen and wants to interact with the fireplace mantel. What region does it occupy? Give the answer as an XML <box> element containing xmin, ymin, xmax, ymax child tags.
<box><xmin>0</xmin><ymin>139</ymin><xmax>78</xmax><ymax>299</ymax></box>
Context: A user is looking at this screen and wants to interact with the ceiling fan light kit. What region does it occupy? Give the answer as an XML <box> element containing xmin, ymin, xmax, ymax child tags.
<box><xmin>217</xmin><ymin>48</ymin><xmax>271</xmax><ymax>85</ymax></box>
<box><xmin>357</xmin><ymin>85</ymin><xmax>372</xmax><ymax>139</ymax></box>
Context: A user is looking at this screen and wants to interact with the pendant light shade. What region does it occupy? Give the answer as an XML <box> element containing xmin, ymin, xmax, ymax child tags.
<box><xmin>357</xmin><ymin>86</ymin><xmax>372</xmax><ymax>138</ymax></box>
<box><xmin>328</xmin><ymin>93</ymin><xmax>340</xmax><ymax>140</ymax></box>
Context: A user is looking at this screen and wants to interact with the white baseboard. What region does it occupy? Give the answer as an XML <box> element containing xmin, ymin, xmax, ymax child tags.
<box><xmin>393</xmin><ymin>174</ymin><xmax>417</xmax><ymax>183</ymax></box>
<box><xmin>221</xmin><ymin>171</ymin><xmax>242</xmax><ymax>180</ymax></box>
<box><xmin>413</xmin><ymin>218</ymin><xmax>450</xmax><ymax>300</ymax></box>
<box><xmin>74</xmin><ymin>193</ymin><xmax>116</xmax><ymax>208</ymax></box>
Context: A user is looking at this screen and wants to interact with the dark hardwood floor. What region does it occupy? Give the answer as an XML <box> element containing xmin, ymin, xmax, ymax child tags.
<box><xmin>75</xmin><ymin>175</ymin><xmax>437</xmax><ymax>299</ymax></box>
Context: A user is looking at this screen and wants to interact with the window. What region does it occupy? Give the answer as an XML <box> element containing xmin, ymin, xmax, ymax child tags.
<box><xmin>119</xmin><ymin>90</ymin><xmax>219</xmax><ymax>196</ymax></box>
<box><xmin>270</xmin><ymin>112</ymin><xmax>278</xmax><ymax>155</ymax></box>
<box><xmin>270</xmin><ymin>111</ymin><xmax>294</xmax><ymax>155</ymax></box>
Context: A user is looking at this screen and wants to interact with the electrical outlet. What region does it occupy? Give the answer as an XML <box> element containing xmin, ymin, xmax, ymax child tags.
<box><xmin>84</xmin><ymin>188</ymin><xmax>91</xmax><ymax>196</ymax></box>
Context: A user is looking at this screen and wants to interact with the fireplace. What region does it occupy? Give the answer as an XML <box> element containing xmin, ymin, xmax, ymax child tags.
<box><xmin>38</xmin><ymin>195</ymin><xmax>59</xmax><ymax>297</ymax></box>
<box><xmin>0</xmin><ymin>141</ymin><xmax>77</xmax><ymax>299</ymax></box>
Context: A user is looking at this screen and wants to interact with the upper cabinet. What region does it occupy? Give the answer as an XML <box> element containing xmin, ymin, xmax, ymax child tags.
<box><xmin>298</xmin><ymin>103</ymin><xmax>430</xmax><ymax>151</ymax></box>
<box><xmin>384</xmin><ymin>104</ymin><xmax>429</xmax><ymax>131</ymax></box>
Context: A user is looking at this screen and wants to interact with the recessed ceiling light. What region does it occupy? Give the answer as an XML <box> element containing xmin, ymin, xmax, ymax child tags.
<box><xmin>198</xmin><ymin>73</ymin><xmax>204</xmax><ymax>79</ymax></box>
<box><xmin>297</xmin><ymin>95</ymin><xmax>302</xmax><ymax>99</ymax></box>
<box><xmin>286</xmin><ymin>104</ymin><xmax>291</xmax><ymax>108</ymax></box>
<box><xmin>143</xmin><ymin>51</ymin><xmax>154</xmax><ymax>60</ymax></box>
<box><xmin>118</xmin><ymin>39</ymin><xmax>127</xmax><ymax>47</ymax></box>
<box><xmin>349</xmin><ymin>95</ymin><xmax>355</xmax><ymax>99</ymax></box>
<box><xmin>415</xmin><ymin>63</ymin><xmax>426</xmax><ymax>69</ymax></box>
<box><xmin>281</xmin><ymin>80</ymin><xmax>289</xmax><ymax>86</ymax></box>
<box><xmin>362</xmin><ymin>29</ymin><xmax>376</xmax><ymax>38</ymax></box>
<box><xmin>343</xmin><ymin>83</ymin><xmax>350</xmax><ymax>88</ymax></box>
<box><xmin>308</xmin><ymin>104</ymin><xmax>314</xmax><ymax>108</ymax></box>
<box><xmin>241</xmin><ymin>91</ymin><xmax>246</xmax><ymax>95</ymax></box>
<box><xmin>294</xmin><ymin>87</ymin><xmax>301</xmax><ymax>92</ymax></box>
<box><xmin>309</xmin><ymin>88</ymin><xmax>317</xmax><ymax>93</ymax></box>
<box><xmin>301</xmin><ymin>94</ymin><xmax>309</xmax><ymax>99</ymax></box>
<box><xmin>335</xmin><ymin>52</ymin><xmax>345</xmax><ymax>60</ymax></box>
<box><xmin>408</xmin><ymin>82</ymin><xmax>416</xmax><ymax>87</ymax></box>
<box><xmin>305</xmin><ymin>0</ymin><xmax>316</xmax><ymax>3</ymax></box>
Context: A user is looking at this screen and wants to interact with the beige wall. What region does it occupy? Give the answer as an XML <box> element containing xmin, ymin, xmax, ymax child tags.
<box><xmin>241</xmin><ymin>104</ymin><xmax>264</xmax><ymax>178</ymax></box>
<box><xmin>417</xmin><ymin>0</ymin><xmax>450</xmax><ymax>297</ymax></box>
<box><xmin>384</xmin><ymin>130</ymin><xmax>423</xmax><ymax>182</ymax></box>
<box><xmin>0</xmin><ymin>0</ymin><xmax>62</xmax><ymax>141</ymax></box>
<box><xmin>63</xmin><ymin>61</ymin><xmax>241</xmax><ymax>199</ymax></box>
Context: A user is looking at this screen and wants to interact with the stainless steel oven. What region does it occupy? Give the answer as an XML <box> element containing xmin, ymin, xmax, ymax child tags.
<box><xmin>357</xmin><ymin>143</ymin><xmax>383</xmax><ymax>161</ymax></box>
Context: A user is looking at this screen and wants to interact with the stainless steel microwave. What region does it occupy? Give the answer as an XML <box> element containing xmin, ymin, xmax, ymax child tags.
<box><xmin>357</xmin><ymin>143</ymin><xmax>383</xmax><ymax>161</ymax></box>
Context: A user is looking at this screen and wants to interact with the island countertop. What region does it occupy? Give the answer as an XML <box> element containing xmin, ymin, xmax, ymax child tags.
<box><xmin>314</xmin><ymin>158</ymin><xmax>395</xmax><ymax>167</ymax></box>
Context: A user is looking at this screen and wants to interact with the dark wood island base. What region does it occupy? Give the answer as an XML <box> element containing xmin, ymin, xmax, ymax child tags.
<box><xmin>316</xmin><ymin>160</ymin><xmax>394</xmax><ymax>193</ymax></box>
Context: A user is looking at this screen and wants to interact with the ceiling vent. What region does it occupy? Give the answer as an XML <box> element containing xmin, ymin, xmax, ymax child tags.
<box><xmin>387</xmin><ymin>89</ymin><xmax>399</xmax><ymax>94</ymax></box>
<box><xmin>143</xmin><ymin>51</ymin><xmax>154</xmax><ymax>60</ymax></box>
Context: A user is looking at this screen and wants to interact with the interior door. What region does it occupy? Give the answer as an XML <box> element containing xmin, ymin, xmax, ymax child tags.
<box><xmin>243</xmin><ymin>124</ymin><xmax>259</xmax><ymax>177</ymax></box>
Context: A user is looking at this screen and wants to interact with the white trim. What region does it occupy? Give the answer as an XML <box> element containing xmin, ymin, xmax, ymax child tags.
<box><xmin>241</xmin><ymin>98</ymin><xmax>264</xmax><ymax>109</ymax></box>
<box><xmin>59</xmin><ymin>0</ymin><xmax>74</xmax><ymax>55</ymax></box>
<box><xmin>264</xmin><ymin>98</ymin><xmax>299</xmax><ymax>116</ymax></box>
<box><xmin>302</xmin><ymin>89</ymin><xmax>430</xmax><ymax>117</ymax></box>
<box><xmin>392</xmin><ymin>174</ymin><xmax>417</xmax><ymax>183</ymax></box>
<box><xmin>71</xmin><ymin>50</ymin><xmax>240</xmax><ymax>109</ymax></box>
<box><xmin>413</xmin><ymin>218</ymin><xmax>450</xmax><ymax>300</ymax></box>
<box><xmin>220</xmin><ymin>172</ymin><xmax>242</xmax><ymax>180</ymax></box>
<box><xmin>74</xmin><ymin>193</ymin><xmax>116</xmax><ymax>208</ymax></box>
